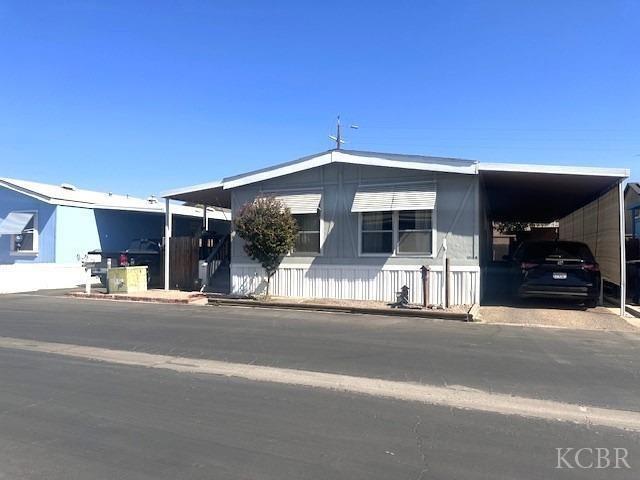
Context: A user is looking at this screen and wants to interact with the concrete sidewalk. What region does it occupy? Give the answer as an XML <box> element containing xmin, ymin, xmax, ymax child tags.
<box><xmin>68</xmin><ymin>289</ymin><xmax>207</xmax><ymax>305</ymax></box>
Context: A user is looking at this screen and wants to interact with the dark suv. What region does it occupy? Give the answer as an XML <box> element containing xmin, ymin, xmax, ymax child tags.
<box><xmin>507</xmin><ymin>241</ymin><xmax>601</xmax><ymax>307</ymax></box>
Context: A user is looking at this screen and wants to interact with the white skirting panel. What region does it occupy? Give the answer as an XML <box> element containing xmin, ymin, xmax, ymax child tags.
<box><xmin>448</xmin><ymin>267</ymin><xmax>481</xmax><ymax>305</ymax></box>
<box><xmin>231</xmin><ymin>263</ymin><xmax>480</xmax><ymax>306</ymax></box>
<box><xmin>0</xmin><ymin>263</ymin><xmax>88</xmax><ymax>294</ymax></box>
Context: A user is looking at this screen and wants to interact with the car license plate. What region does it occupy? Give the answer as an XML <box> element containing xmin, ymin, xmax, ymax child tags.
<box><xmin>553</xmin><ymin>272</ymin><xmax>567</xmax><ymax>280</ymax></box>
<box><xmin>85</xmin><ymin>254</ymin><xmax>102</xmax><ymax>263</ymax></box>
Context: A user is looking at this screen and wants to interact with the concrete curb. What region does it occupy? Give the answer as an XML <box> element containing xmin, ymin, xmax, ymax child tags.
<box><xmin>207</xmin><ymin>297</ymin><xmax>473</xmax><ymax>321</ymax></box>
<box><xmin>626</xmin><ymin>305</ymin><xmax>640</xmax><ymax>319</ymax></box>
<box><xmin>67</xmin><ymin>292</ymin><xmax>208</xmax><ymax>305</ymax></box>
<box><xmin>468</xmin><ymin>303</ymin><xmax>481</xmax><ymax>322</ymax></box>
<box><xmin>623</xmin><ymin>309</ymin><xmax>640</xmax><ymax>330</ymax></box>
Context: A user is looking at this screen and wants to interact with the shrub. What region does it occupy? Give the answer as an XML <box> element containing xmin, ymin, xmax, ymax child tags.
<box><xmin>234</xmin><ymin>197</ymin><xmax>298</xmax><ymax>296</ymax></box>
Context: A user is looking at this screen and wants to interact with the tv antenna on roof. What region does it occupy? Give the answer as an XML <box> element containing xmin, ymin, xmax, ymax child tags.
<box><xmin>329</xmin><ymin>115</ymin><xmax>359</xmax><ymax>150</ymax></box>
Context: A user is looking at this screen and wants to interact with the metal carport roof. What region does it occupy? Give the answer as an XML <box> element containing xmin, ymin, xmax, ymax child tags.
<box><xmin>478</xmin><ymin>163</ymin><xmax>629</xmax><ymax>222</ymax></box>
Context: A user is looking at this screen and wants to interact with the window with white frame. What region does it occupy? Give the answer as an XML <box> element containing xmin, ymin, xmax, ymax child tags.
<box><xmin>360</xmin><ymin>210</ymin><xmax>433</xmax><ymax>256</ymax></box>
<box><xmin>361</xmin><ymin>211</ymin><xmax>393</xmax><ymax>254</ymax></box>
<box><xmin>10</xmin><ymin>212</ymin><xmax>38</xmax><ymax>254</ymax></box>
<box><xmin>292</xmin><ymin>213</ymin><xmax>321</xmax><ymax>253</ymax></box>
<box><xmin>398</xmin><ymin>210</ymin><xmax>433</xmax><ymax>254</ymax></box>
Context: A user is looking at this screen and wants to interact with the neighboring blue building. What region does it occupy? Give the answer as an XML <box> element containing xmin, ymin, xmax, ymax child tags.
<box><xmin>0</xmin><ymin>177</ymin><xmax>229</xmax><ymax>293</ymax></box>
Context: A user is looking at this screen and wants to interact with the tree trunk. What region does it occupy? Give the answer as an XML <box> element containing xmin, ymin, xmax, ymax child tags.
<box><xmin>265</xmin><ymin>272</ymin><xmax>272</xmax><ymax>298</ymax></box>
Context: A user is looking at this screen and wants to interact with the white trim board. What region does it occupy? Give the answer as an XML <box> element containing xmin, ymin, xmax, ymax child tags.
<box><xmin>231</xmin><ymin>262</ymin><xmax>480</xmax><ymax>272</ymax></box>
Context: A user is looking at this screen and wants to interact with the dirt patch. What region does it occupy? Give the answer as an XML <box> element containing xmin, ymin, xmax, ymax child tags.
<box><xmin>265</xmin><ymin>296</ymin><xmax>471</xmax><ymax>314</ymax></box>
<box><xmin>478</xmin><ymin>305</ymin><xmax>638</xmax><ymax>332</ymax></box>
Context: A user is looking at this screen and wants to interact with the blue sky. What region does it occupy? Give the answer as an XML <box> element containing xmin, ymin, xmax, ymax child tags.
<box><xmin>0</xmin><ymin>1</ymin><xmax>638</xmax><ymax>197</ymax></box>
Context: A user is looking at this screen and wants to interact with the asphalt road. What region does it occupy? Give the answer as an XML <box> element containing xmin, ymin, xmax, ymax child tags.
<box><xmin>1</xmin><ymin>293</ymin><xmax>639</xmax><ymax>411</ymax></box>
<box><xmin>0</xmin><ymin>293</ymin><xmax>639</xmax><ymax>479</ymax></box>
<box><xmin>1</xmin><ymin>347</ymin><xmax>638</xmax><ymax>480</ymax></box>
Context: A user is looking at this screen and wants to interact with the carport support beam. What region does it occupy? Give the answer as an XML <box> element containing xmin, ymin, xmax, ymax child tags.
<box><xmin>164</xmin><ymin>198</ymin><xmax>172</xmax><ymax>291</ymax></box>
<box><xmin>202</xmin><ymin>204</ymin><xmax>208</xmax><ymax>230</ymax></box>
<box><xmin>619</xmin><ymin>181</ymin><xmax>626</xmax><ymax>316</ymax></box>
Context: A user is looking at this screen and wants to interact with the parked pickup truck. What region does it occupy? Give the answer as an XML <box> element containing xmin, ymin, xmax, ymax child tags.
<box><xmin>85</xmin><ymin>239</ymin><xmax>163</xmax><ymax>288</ymax></box>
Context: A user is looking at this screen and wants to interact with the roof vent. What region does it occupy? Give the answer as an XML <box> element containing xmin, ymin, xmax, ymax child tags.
<box><xmin>147</xmin><ymin>195</ymin><xmax>158</xmax><ymax>204</ymax></box>
<box><xmin>61</xmin><ymin>183</ymin><xmax>77</xmax><ymax>191</ymax></box>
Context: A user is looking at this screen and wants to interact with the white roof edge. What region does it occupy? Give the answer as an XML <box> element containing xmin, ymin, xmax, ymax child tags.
<box><xmin>479</xmin><ymin>162</ymin><xmax>629</xmax><ymax>178</ymax></box>
<box><xmin>222</xmin><ymin>150</ymin><xmax>477</xmax><ymax>190</ymax></box>
<box><xmin>0</xmin><ymin>179</ymin><xmax>54</xmax><ymax>204</ymax></box>
<box><xmin>161</xmin><ymin>180</ymin><xmax>224</xmax><ymax>199</ymax></box>
<box><xmin>333</xmin><ymin>150</ymin><xmax>477</xmax><ymax>175</ymax></box>
<box><xmin>57</xmin><ymin>200</ymin><xmax>230</xmax><ymax>220</ymax></box>
<box><xmin>223</xmin><ymin>151</ymin><xmax>334</xmax><ymax>190</ymax></box>
<box><xmin>160</xmin><ymin>151</ymin><xmax>630</xmax><ymax>198</ymax></box>
<box><xmin>0</xmin><ymin>177</ymin><xmax>229</xmax><ymax>219</ymax></box>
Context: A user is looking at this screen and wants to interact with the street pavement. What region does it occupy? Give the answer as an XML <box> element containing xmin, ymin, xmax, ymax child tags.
<box><xmin>0</xmin><ymin>293</ymin><xmax>639</xmax><ymax>478</ymax></box>
<box><xmin>1</xmin><ymin>293</ymin><xmax>639</xmax><ymax>410</ymax></box>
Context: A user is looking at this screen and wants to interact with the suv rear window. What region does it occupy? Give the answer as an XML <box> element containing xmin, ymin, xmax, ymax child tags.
<box><xmin>517</xmin><ymin>242</ymin><xmax>595</xmax><ymax>262</ymax></box>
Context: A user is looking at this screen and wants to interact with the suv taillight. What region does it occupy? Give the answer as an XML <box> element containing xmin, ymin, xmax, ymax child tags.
<box><xmin>119</xmin><ymin>253</ymin><xmax>129</xmax><ymax>266</ymax></box>
<box><xmin>583</xmin><ymin>263</ymin><xmax>599</xmax><ymax>272</ymax></box>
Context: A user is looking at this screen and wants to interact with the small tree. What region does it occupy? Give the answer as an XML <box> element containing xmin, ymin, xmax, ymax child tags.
<box><xmin>234</xmin><ymin>197</ymin><xmax>298</xmax><ymax>297</ymax></box>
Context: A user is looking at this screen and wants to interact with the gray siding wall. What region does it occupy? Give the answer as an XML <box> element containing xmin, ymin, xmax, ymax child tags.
<box><xmin>231</xmin><ymin>163</ymin><xmax>479</xmax><ymax>266</ymax></box>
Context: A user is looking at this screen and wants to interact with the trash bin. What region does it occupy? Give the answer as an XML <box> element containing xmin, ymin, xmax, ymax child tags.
<box><xmin>107</xmin><ymin>266</ymin><xmax>148</xmax><ymax>294</ymax></box>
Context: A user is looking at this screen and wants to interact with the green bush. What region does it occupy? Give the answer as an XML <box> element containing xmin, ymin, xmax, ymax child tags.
<box><xmin>234</xmin><ymin>197</ymin><xmax>298</xmax><ymax>297</ymax></box>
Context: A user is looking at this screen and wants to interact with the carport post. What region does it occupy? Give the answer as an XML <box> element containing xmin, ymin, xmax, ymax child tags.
<box><xmin>202</xmin><ymin>204</ymin><xmax>208</xmax><ymax>230</ymax></box>
<box><xmin>619</xmin><ymin>181</ymin><xmax>626</xmax><ymax>316</ymax></box>
<box><xmin>164</xmin><ymin>198</ymin><xmax>172</xmax><ymax>291</ymax></box>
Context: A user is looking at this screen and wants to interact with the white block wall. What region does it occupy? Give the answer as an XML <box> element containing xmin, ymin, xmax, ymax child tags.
<box><xmin>231</xmin><ymin>263</ymin><xmax>480</xmax><ymax>306</ymax></box>
<box><xmin>0</xmin><ymin>263</ymin><xmax>88</xmax><ymax>294</ymax></box>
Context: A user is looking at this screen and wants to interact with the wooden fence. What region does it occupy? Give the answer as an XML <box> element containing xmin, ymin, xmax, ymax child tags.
<box><xmin>167</xmin><ymin>236</ymin><xmax>200</xmax><ymax>291</ymax></box>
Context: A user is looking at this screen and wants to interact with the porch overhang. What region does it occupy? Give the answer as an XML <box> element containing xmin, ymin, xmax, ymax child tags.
<box><xmin>162</xmin><ymin>181</ymin><xmax>231</xmax><ymax>209</ymax></box>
